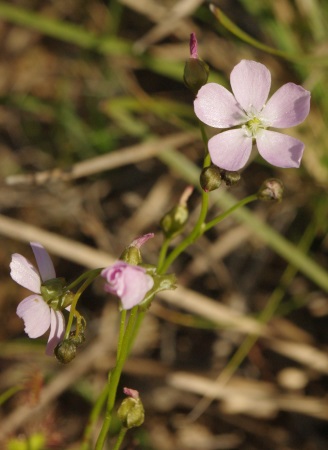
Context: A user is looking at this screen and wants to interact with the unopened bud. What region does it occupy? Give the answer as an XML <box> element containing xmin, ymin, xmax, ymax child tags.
<box><xmin>183</xmin><ymin>32</ymin><xmax>209</xmax><ymax>94</ymax></box>
<box><xmin>220</xmin><ymin>170</ymin><xmax>241</xmax><ymax>186</ymax></box>
<box><xmin>257</xmin><ymin>178</ymin><xmax>284</xmax><ymax>201</ymax></box>
<box><xmin>120</xmin><ymin>233</ymin><xmax>154</xmax><ymax>265</ymax></box>
<box><xmin>55</xmin><ymin>340</ymin><xmax>77</xmax><ymax>364</ymax></box>
<box><xmin>160</xmin><ymin>187</ymin><xmax>192</xmax><ymax>239</ymax></box>
<box><xmin>118</xmin><ymin>388</ymin><xmax>145</xmax><ymax>429</ymax></box>
<box><xmin>160</xmin><ymin>204</ymin><xmax>188</xmax><ymax>239</ymax></box>
<box><xmin>200</xmin><ymin>165</ymin><xmax>222</xmax><ymax>192</ymax></box>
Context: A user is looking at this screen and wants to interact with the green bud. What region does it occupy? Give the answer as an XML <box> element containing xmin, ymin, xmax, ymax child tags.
<box><xmin>55</xmin><ymin>340</ymin><xmax>77</xmax><ymax>364</ymax></box>
<box><xmin>118</xmin><ymin>395</ymin><xmax>144</xmax><ymax>429</ymax></box>
<box><xmin>184</xmin><ymin>58</ymin><xmax>209</xmax><ymax>94</ymax></box>
<box><xmin>220</xmin><ymin>170</ymin><xmax>241</xmax><ymax>186</ymax></box>
<box><xmin>257</xmin><ymin>178</ymin><xmax>284</xmax><ymax>201</ymax></box>
<box><xmin>120</xmin><ymin>233</ymin><xmax>154</xmax><ymax>265</ymax></box>
<box><xmin>160</xmin><ymin>205</ymin><xmax>188</xmax><ymax>239</ymax></box>
<box><xmin>120</xmin><ymin>246</ymin><xmax>142</xmax><ymax>265</ymax></box>
<box><xmin>200</xmin><ymin>165</ymin><xmax>222</xmax><ymax>192</ymax></box>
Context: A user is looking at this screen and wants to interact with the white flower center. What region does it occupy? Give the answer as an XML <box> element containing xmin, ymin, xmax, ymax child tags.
<box><xmin>242</xmin><ymin>114</ymin><xmax>265</xmax><ymax>138</ymax></box>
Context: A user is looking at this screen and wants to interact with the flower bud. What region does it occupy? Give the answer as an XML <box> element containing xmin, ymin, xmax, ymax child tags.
<box><xmin>257</xmin><ymin>178</ymin><xmax>284</xmax><ymax>201</ymax></box>
<box><xmin>118</xmin><ymin>388</ymin><xmax>145</xmax><ymax>429</ymax></box>
<box><xmin>183</xmin><ymin>32</ymin><xmax>209</xmax><ymax>94</ymax></box>
<box><xmin>200</xmin><ymin>165</ymin><xmax>222</xmax><ymax>192</ymax></box>
<box><xmin>120</xmin><ymin>233</ymin><xmax>154</xmax><ymax>265</ymax></box>
<box><xmin>54</xmin><ymin>340</ymin><xmax>77</xmax><ymax>364</ymax></box>
<box><xmin>160</xmin><ymin>204</ymin><xmax>188</xmax><ymax>239</ymax></box>
<box><xmin>160</xmin><ymin>186</ymin><xmax>192</xmax><ymax>239</ymax></box>
<box><xmin>220</xmin><ymin>170</ymin><xmax>241</xmax><ymax>186</ymax></box>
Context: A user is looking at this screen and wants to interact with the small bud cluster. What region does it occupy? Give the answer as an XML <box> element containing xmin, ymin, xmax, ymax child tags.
<box><xmin>200</xmin><ymin>165</ymin><xmax>240</xmax><ymax>192</ymax></box>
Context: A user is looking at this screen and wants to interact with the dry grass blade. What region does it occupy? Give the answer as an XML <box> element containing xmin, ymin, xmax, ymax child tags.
<box><xmin>5</xmin><ymin>132</ymin><xmax>197</xmax><ymax>185</ymax></box>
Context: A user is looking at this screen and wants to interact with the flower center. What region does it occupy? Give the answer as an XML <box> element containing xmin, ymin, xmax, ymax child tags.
<box><xmin>243</xmin><ymin>115</ymin><xmax>265</xmax><ymax>138</ymax></box>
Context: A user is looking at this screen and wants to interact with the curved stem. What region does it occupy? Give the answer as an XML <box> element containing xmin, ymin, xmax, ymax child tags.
<box><xmin>65</xmin><ymin>272</ymin><xmax>99</xmax><ymax>339</ymax></box>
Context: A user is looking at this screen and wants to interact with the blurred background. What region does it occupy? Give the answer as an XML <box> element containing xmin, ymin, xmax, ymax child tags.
<box><xmin>0</xmin><ymin>0</ymin><xmax>328</xmax><ymax>448</ymax></box>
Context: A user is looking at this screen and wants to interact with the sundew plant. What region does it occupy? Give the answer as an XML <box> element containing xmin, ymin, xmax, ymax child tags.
<box><xmin>1</xmin><ymin>1</ymin><xmax>328</xmax><ymax>449</ymax></box>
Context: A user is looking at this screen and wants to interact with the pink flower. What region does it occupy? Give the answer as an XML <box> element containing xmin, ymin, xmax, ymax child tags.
<box><xmin>101</xmin><ymin>261</ymin><xmax>154</xmax><ymax>310</ymax></box>
<box><xmin>10</xmin><ymin>242</ymin><xmax>65</xmax><ymax>356</ymax></box>
<box><xmin>194</xmin><ymin>60</ymin><xmax>310</xmax><ymax>171</ymax></box>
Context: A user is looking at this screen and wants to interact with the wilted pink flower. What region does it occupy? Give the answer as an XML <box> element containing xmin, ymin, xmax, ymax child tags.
<box><xmin>194</xmin><ymin>60</ymin><xmax>311</xmax><ymax>171</ymax></box>
<box><xmin>10</xmin><ymin>242</ymin><xmax>65</xmax><ymax>356</ymax></box>
<box><xmin>101</xmin><ymin>261</ymin><xmax>154</xmax><ymax>310</ymax></box>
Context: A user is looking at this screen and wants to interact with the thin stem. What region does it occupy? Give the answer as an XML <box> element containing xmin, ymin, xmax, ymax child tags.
<box><xmin>95</xmin><ymin>307</ymin><xmax>139</xmax><ymax>450</ymax></box>
<box><xmin>65</xmin><ymin>268</ymin><xmax>102</xmax><ymax>291</ymax></box>
<box><xmin>112</xmin><ymin>427</ymin><xmax>128</xmax><ymax>450</ymax></box>
<box><xmin>203</xmin><ymin>194</ymin><xmax>258</xmax><ymax>232</ymax></box>
<box><xmin>65</xmin><ymin>273</ymin><xmax>98</xmax><ymax>339</ymax></box>
<box><xmin>160</xmin><ymin>194</ymin><xmax>258</xmax><ymax>275</ymax></box>
<box><xmin>81</xmin><ymin>384</ymin><xmax>110</xmax><ymax>450</ymax></box>
<box><xmin>157</xmin><ymin>237</ymin><xmax>172</xmax><ymax>272</ymax></box>
<box><xmin>117</xmin><ymin>309</ymin><xmax>127</xmax><ymax>358</ymax></box>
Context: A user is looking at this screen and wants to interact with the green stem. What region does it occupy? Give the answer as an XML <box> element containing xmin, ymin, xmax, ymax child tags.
<box><xmin>158</xmin><ymin>189</ymin><xmax>208</xmax><ymax>274</ymax></box>
<box><xmin>112</xmin><ymin>427</ymin><xmax>128</xmax><ymax>450</ymax></box>
<box><xmin>95</xmin><ymin>307</ymin><xmax>139</xmax><ymax>450</ymax></box>
<box><xmin>203</xmin><ymin>194</ymin><xmax>258</xmax><ymax>232</ymax></box>
<box><xmin>65</xmin><ymin>268</ymin><xmax>102</xmax><ymax>291</ymax></box>
<box><xmin>157</xmin><ymin>237</ymin><xmax>172</xmax><ymax>273</ymax></box>
<box><xmin>117</xmin><ymin>309</ymin><xmax>127</xmax><ymax>358</ymax></box>
<box><xmin>81</xmin><ymin>384</ymin><xmax>109</xmax><ymax>450</ymax></box>
<box><xmin>65</xmin><ymin>273</ymin><xmax>99</xmax><ymax>339</ymax></box>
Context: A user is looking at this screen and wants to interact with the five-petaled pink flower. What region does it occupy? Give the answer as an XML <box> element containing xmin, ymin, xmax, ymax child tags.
<box><xmin>101</xmin><ymin>261</ymin><xmax>154</xmax><ymax>310</ymax></box>
<box><xmin>10</xmin><ymin>242</ymin><xmax>65</xmax><ymax>356</ymax></box>
<box><xmin>194</xmin><ymin>59</ymin><xmax>311</xmax><ymax>171</ymax></box>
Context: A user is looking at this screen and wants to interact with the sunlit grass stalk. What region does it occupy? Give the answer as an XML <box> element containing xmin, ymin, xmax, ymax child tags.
<box><xmin>0</xmin><ymin>385</ymin><xmax>23</xmax><ymax>406</ymax></box>
<box><xmin>209</xmin><ymin>4</ymin><xmax>328</xmax><ymax>66</ymax></box>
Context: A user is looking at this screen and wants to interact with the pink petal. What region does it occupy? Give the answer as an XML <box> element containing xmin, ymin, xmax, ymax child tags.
<box><xmin>208</xmin><ymin>129</ymin><xmax>253</xmax><ymax>171</ymax></box>
<box><xmin>10</xmin><ymin>253</ymin><xmax>41</xmax><ymax>293</ymax></box>
<box><xmin>46</xmin><ymin>309</ymin><xmax>65</xmax><ymax>356</ymax></box>
<box><xmin>31</xmin><ymin>242</ymin><xmax>56</xmax><ymax>282</ymax></box>
<box><xmin>256</xmin><ymin>130</ymin><xmax>304</xmax><ymax>168</ymax></box>
<box><xmin>260</xmin><ymin>83</ymin><xmax>311</xmax><ymax>128</ymax></box>
<box><xmin>120</xmin><ymin>266</ymin><xmax>154</xmax><ymax>310</ymax></box>
<box><xmin>194</xmin><ymin>83</ymin><xmax>246</xmax><ymax>128</ymax></box>
<box><xmin>230</xmin><ymin>60</ymin><xmax>271</xmax><ymax>113</ymax></box>
<box><xmin>16</xmin><ymin>295</ymin><xmax>51</xmax><ymax>338</ymax></box>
